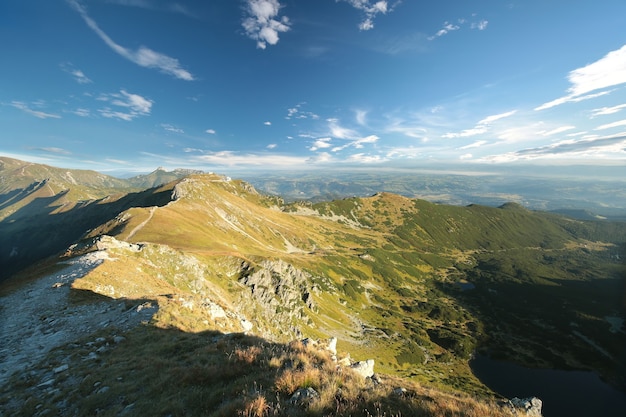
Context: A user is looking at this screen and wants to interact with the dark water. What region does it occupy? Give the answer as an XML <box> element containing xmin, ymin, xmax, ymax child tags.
<box><xmin>470</xmin><ymin>354</ymin><xmax>626</xmax><ymax>417</ymax></box>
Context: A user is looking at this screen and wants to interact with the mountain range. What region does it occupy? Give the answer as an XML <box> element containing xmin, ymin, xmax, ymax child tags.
<box><xmin>1</xmin><ymin>156</ymin><xmax>625</xmax><ymax>416</ymax></box>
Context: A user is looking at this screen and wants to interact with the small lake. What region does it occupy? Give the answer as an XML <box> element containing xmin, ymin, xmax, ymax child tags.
<box><xmin>470</xmin><ymin>354</ymin><xmax>626</xmax><ymax>417</ymax></box>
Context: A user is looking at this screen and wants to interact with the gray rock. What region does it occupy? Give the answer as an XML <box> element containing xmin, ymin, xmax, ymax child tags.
<box><xmin>53</xmin><ymin>364</ymin><xmax>69</xmax><ymax>373</ymax></box>
<box><xmin>350</xmin><ymin>359</ymin><xmax>375</xmax><ymax>378</ymax></box>
<box><xmin>509</xmin><ymin>397</ymin><xmax>543</xmax><ymax>416</ymax></box>
<box><xmin>290</xmin><ymin>387</ymin><xmax>319</xmax><ymax>405</ymax></box>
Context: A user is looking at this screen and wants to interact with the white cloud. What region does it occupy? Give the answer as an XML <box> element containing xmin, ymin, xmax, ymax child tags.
<box><xmin>442</xmin><ymin>126</ymin><xmax>488</xmax><ymax>139</ymax></box>
<box><xmin>39</xmin><ymin>147</ymin><xmax>72</xmax><ymax>155</ymax></box>
<box><xmin>328</xmin><ymin>118</ymin><xmax>359</xmax><ymax>139</ymax></box>
<box><xmin>242</xmin><ymin>0</ymin><xmax>291</xmax><ymax>49</ymax></box>
<box><xmin>61</xmin><ymin>63</ymin><xmax>92</xmax><ymax>84</ymax></box>
<box><xmin>98</xmin><ymin>90</ymin><xmax>153</xmax><ymax>121</ymax></box>
<box><xmin>310</xmin><ymin>138</ymin><xmax>332</xmax><ymax>151</ymax></box>
<box><xmin>264</xmin><ymin>121</ymin><xmax>272</xmax><ymax>126</ymax></box>
<box><xmin>338</xmin><ymin>0</ymin><xmax>392</xmax><ymax>31</ymax></box>
<box><xmin>459</xmin><ymin>153</ymin><xmax>473</xmax><ymax>160</ymax></box>
<box><xmin>347</xmin><ymin>153</ymin><xmax>384</xmax><ymax>163</ymax></box>
<box><xmin>266</xmin><ymin>143</ymin><xmax>277</xmax><ymax>149</ymax></box>
<box><xmin>205</xmin><ymin>129</ymin><xmax>216</xmax><ymax>134</ymax></box>
<box><xmin>190</xmin><ymin>150</ymin><xmax>307</xmax><ymax>167</ymax></box>
<box><xmin>355</xmin><ymin>109</ymin><xmax>368</xmax><ymax>126</ymax></box>
<box><xmin>428</xmin><ymin>21</ymin><xmax>460</xmax><ymax>40</ymax></box>
<box><xmin>105</xmin><ymin>0</ymin><xmax>196</xmax><ymax>18</ymax></box>
<box><xmin>459</xmin><ymin>140</ymin><xmax>487</xmax><ymax>150</ymax></box>
<box><xmin>444</xmin><ymin>110</ymin><xmax>517</xmax><ymax>139</ymax></box>
<box><xmin>478</xmin><ymin>110</ymin><xmax>517</xmax><ymax>125</ymax></box>
<box><xmin>161</xmin><ymin>123</ymin><xmax>184</xmax><ymax>133</ymax></box>
<box><xmin>535</xmin><ymin>44</ymin><xmax>626</xmax><ymax>111</ymax></box>
<box><xmin>331</xmin><ymin>134</ymin><xmax>379</xmax><ymax>152</ymax></box>
<box><xmin>10</xmin><ymin>101</ymin><xmax>61</xmax><ymax>119</ymax></box>
<box><xmin>595</xmin><ymin>119</ymin><xmax>626</xmax><ymax>130</ymax></box>
<box><xmin>471</xmin><ymin>20</ymin><xmax>488</xmax><ymax>30</ymax></box>
<box><xmin>67</xmin><ymin>0</ymin><xmax>194</xmax><ymax>80</ymax></box>
<box><xmin>307</xmin><ymin>152</ymin><xmax>333</xmax><ymax>163</ymax></box>
<box><xmin>540</xmin><ymin>125</ymin><xmax>576</xmax><ymax>136</ymax></box>
<box><xmin>70</xmin><ymin>108</ymin><xmax>91</xmax><ymax>117</ymax></box>
<box><xmin>590</xmin><ymin>103</ymin><xmax>626</xmax><ymax>117</ymax></box>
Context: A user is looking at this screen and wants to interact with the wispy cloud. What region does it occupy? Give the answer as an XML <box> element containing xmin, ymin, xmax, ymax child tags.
<box><xmin>338</xmin><ymin>0</ymin><xmax>395</xmax><ymax>31</ymax></box>
<box><xmin>10</xmin><ymin>101</ymin><xmax>61</xmax><ymax>119</ymax></box>
<box><xmin>98</xmin><ymin>90</ymin><xmax>153</xmax><ymax>121</ymax></box>
<box><xmin>264</xmin><ymin>121</ymin><xmax>272</xmax><ymax>126</ymax></box>
<box><xmin>459</xmin><ymin>140</ymin><xmax>488</xmax><ymax>150</ymax></box>
<box><xmin>285</xmin><ymin>103</ymin><xmax>319</xmax><ymax>120</ymax></box>
<box><xmin>38</xmin><ymin>147</ymin><xmax>72</xmax><ymax>155</ymax></box>
<box><xmin>60</xmin><ymin>62</ymin><xmax>92</xmax><ymax>84</ymax></box>
<box><xmin>175</xmin><ymin>149</ymin><xmax>307</xmax><ymax>167</ymax></box>
<box><xmin>332</xmin><ymin>134</ymin><xmax>379</xmax><ymax>152</ymax></box>
<box><xmin>595</xmin><ymin>119</ymin><xmax>626</xmax><ymax>130</ymax></box>
<box><xmin>205</xmin><ymin>129</ymin><xmax>216</xmax><ymax>134</ymax></box>
<box><xmin>590</xmin><ymin>103</ymin><xmax>626</xmax><ymax>117</ymax></box>
<box><xmin>327</xmin><ymin>118</ymin><xmax>359</xmax><ymax>139</ymax></box>
<box><xmin>105</xmin><ymin>0</ymin><xmax>196</xmax><ymax>18</ymax></box>
<box><xmin>428</xmin><ymin>22</ymin><xmax>460</xmax><ymax>40</ymax></box>
<box><xmin>539</xmin><ymin>125</ymin><xmax>576</xmax><ymax>136</ymax></box>
<box><xmin>161</xmin><ymin>123</ymin><xmax>184</xmax><ymax>133</ymax></box>
<box><xmin>471</xmin><ymin>20</ymin><xmax>488</xmax><ymax>30</ymax></box>
<box><xmin>480</xmin><ymin>134</ymin><xmax>626</xmax><ymax>163</ymax></box>
<box><xmin>535</xmin><ymin>44</ymin><xmax>626</xmax><ymax>111</ymax></box>
<box><xmin>70</xmin><ymin>108</ymin><xmax>91</xmax><ymax>117</ymax></box>
<box><xmin>347</xmin><ymin>153</ymin><xmax>384</xmax><ymax>163</ymax></box>
<box><xmin>241</xmin><ymin>0</ymin><xmax>291</xmax><ymax>49</ymax></box>
<box><xmin>266</xmin><ymin>143</ymin><xmax>277</xmax><ymax>149</ymax></box>
<box><xmin>67</xmin><ymin>0</ymin><xmax>194</xmax><ymax>80</ymax></box>
<box><xmin>443</xmin><ymin>110</ymin><xmax>516</xmax><ymax>138</ymax></box>
<box><xmin>428</xmin><ymin>16</ymin><xmax>488</xmax><ymax>40</ymax></box>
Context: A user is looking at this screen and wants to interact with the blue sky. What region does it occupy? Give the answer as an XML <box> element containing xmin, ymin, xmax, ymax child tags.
<box><xmin>2</xmin><ymin>0</ymin><xmax>626</xmax><ymax>175</ymax></box>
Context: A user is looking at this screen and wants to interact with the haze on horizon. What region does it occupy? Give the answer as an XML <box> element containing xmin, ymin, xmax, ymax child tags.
<box><xmin>1</xmin><ymin>0</ymin><xmax>626</xmax><ymax>177</ymax></box>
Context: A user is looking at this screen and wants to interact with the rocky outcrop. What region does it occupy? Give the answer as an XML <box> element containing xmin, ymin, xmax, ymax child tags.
<box><xmin>507</xmin><ymin>397</ymin><xmax>543</xmax><ymax>416</ymax></box>
<box><xmin>237</xmin><ymin>259</ymin><xmax>318</xmax><ymax>338</ymax></box>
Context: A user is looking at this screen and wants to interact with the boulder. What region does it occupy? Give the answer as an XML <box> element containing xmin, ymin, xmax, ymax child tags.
<box><xmin>350</xmin><ymin>359</ymin><xmax>375</xmax><ymax>378</ymax></box>
<box><xmin>509</xmin><ymin>397</ymin><xmax>542</xmax><ymax>416</ymax></box>
<box><xmin>290</xmin><ymin>387</ymin><xmax>319</xmax><ymax>405</ymax></box>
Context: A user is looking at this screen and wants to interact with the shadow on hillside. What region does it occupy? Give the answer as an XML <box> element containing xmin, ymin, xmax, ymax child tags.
<box><xmin>0</xmin><ymin>184</ymin><xmax>174</xmax><ymax>281</ymax></box>
<box><xmin>435</xmin><ymin>250</ymin><xmax>626</xmax><ymax>393</ymax></box>
<box><xmin>0</xmin><ymin>283</ymin><xmax>501</xmax><ymax>417</ymax></box>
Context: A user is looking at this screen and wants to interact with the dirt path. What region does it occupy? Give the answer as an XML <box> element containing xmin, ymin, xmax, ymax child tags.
<box><xmin>0</xmin><ymin>251</ymin><xmax>157</xmax><ymax>389</ymax></box>
<box><xmin>126</xmin><ymin>206</ymin><xmax>156</xmax><ymax>240</ymax></box>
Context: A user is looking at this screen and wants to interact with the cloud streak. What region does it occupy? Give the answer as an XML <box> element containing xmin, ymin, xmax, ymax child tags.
<box><xmin>535</xmin><ymin>44</ymin><xmax>626</xmax><ymax>111</ymax></box>
<box><xmin>443</xmin><ymin>110</ymin><xmax>516</xmax><ymax>139</ymax></box>
<box><xmin>242</xmin><ymin>0</ymin><xmax>291</xmax><ymax>49</ymax></box>
<box><xmin>10</xmin><ymin>101</ymin><xmax>61</xmax><ymax>119</ymax></box>
<box><xmin>67</xmin><ymin>0</ymin><xmax>194</xmax><ymax>80</ymax></box>
<box><xmin>481</xmin><ymin>134</ymin><xmax>626</xmax><ymax>163</ymax></box>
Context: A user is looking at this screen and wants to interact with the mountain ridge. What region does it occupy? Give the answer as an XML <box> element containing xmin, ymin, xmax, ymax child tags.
<box><xmin>1</xmin><ymin>157</ymin><xmax>625</xmax><ymax>416</ymax></box>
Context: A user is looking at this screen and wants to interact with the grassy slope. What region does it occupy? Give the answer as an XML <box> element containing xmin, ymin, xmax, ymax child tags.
<box><xmin>1</xmin><ymin>170</ymin><xmax>624</xmax><ymax>415</ymax></box>
<box><xmin>79</xmin><ymin>175</ymin><xmax>626</xmax><ymax>393</ymax></box>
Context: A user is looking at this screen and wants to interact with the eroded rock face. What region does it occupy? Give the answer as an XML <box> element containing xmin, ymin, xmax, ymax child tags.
<box><xmin>237</xmin><ymin>259</ymin><xmax>317</xmax><ymax>337</ymax></box>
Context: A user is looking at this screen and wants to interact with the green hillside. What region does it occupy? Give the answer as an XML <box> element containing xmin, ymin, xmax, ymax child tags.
<box><xmin>1</xmin><ymin>158</ymin><xmax>625</xmax><ymax>415</ymax></box>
